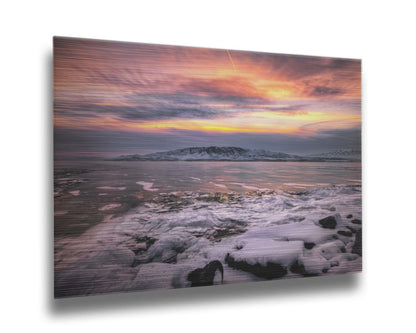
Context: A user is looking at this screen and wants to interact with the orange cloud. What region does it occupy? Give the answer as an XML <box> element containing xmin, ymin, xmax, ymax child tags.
<box><xmin>54</xmin><ymin>38</ymin><xmax>361</xmax><ymax>137</ymax></box>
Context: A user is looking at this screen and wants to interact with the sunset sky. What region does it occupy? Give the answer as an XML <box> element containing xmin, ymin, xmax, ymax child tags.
<box><xmin>54</xmin><ymin>37</ymin><xmax>361</xmax><ymax>158</ymax></box>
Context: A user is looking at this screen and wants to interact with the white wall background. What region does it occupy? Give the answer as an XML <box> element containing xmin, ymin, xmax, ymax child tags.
<box><xmin>2</xmin><ymin>0</ymin><xmax>415</xmax><ymax>332</ymax></box>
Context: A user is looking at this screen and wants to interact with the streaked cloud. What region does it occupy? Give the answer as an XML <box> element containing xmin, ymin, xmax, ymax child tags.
<box><xmin>54</xmin><ymin>37</ymin><xmax>361</xmax><ymax>156</ymax></box>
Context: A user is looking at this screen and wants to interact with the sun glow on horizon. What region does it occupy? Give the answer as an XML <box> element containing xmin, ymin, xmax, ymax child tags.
<box><xmin>54</xmin><ymin>37</ymin><xmax>361</xmax><ymax>145</ymax></box>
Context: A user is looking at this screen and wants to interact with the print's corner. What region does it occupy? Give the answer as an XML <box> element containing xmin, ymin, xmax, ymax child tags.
<box><xmin>2</xmin><ymin>1</ymin><xmax>415</xmax><ymax>332</ymax></box>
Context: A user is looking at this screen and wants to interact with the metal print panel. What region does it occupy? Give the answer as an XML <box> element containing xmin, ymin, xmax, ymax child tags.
<box><xmin>54</xmin><ymin>37</ymin><xmax>362</xmax><ymax>298</ymax></box>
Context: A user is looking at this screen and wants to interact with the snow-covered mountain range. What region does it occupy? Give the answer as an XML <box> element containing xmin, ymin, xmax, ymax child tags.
<box><xmin>307</xmin><ymin>149</ymin><xmax>361</xmax><ymax>161</ymax></box>
<box><xmin>113</xmin><ymin>146</ymin><xmax>360</xmax><ymax>161</ymax></box>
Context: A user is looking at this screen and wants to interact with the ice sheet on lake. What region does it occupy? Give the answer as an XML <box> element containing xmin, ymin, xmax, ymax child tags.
<box><xmin>96</xmin><ymin>186</ymin><xmax>126</xmax><ymax>190</ymax></box>
<box><xmin>209</xmin><ymin>182</ymin><xmax>228</xmax><ymax>189</ymax></box>
<box><xmin>98</xmin><ymin>203</ymin><xmax>122</xmax><ymax>211</ymax></box>
<box><xmin>231</xmin><ymin>183</ymin><xmax>260</xmax><ymax>190</ymax></box>
<box><xmin>136</xmin><ymin>181</ymin><xmax>158</xmax><ymax>192</ymax></box>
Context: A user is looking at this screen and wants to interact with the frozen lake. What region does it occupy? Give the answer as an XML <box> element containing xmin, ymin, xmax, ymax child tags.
<box><xmin>54</xmin><ymin>160</ymin><xmax>362</xmax><ymax>297</ymax></box>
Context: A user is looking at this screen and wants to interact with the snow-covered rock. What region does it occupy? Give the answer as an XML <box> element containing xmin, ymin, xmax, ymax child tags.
<box><xmin>225</xmin><ymin>239</ymin><xmax>304</xmax><ymax>278</ymax></box>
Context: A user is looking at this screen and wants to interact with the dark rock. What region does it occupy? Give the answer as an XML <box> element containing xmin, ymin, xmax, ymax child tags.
<box><xmin>132</xmin><ymin>236</ymin><xmax>156</xmax><ymax>254</ymax></box>
<box><xmin>187</xmin><ymin>260</ymin><xmax>224</xmax><ymax>287</ymax></box>
<box><xmin>225</xmin><ymin>253</ymin><xmax>287</xmax><ymax>279</ymax></box>
<box><xmin>304</xmin><ymin>242</ymin><xmax>316</xmax><ymax>249</ymax></box>
<box><xmin>346</xmin><ymin>214</ymin><xmax>353</xmax><ymax>219</ymax></box>
<box><xmin>351</xmin><ymin>219</ymin><xmax>362</xmax><ymax>225</ymax></box>
<box><xmin>337</xmin><ymin>230</ymin><xmax>353</xmax><ymax>237</ymax></box>
<box><xmin>234</xmin><ymin>244</ymin><xmax>244</xmax><ymax>250</ymax></box>
<box><xmin>352</xmin><ymin>229</ymin><xmax>362</xmax><ymax>256</ymax></box>
<box><xmin>289</xmin><ymin>260</ymin><xmax>321</xmax><ymax>277</ymax></box>
<box><xmin>318</xmin><ymin>216</ymin><xmax>337</xmax><ymax>229</ymax></box>
<box><xmin>290</xmin><ymin>260</ymin><xmax>306</xmax><ymax>275</ymax></box>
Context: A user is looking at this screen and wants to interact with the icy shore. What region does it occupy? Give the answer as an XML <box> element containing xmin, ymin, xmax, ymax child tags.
<box><xmin>54</xmin><ymin>185</ymin><xmax>362</xmax><ymax>297</ymax></box>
